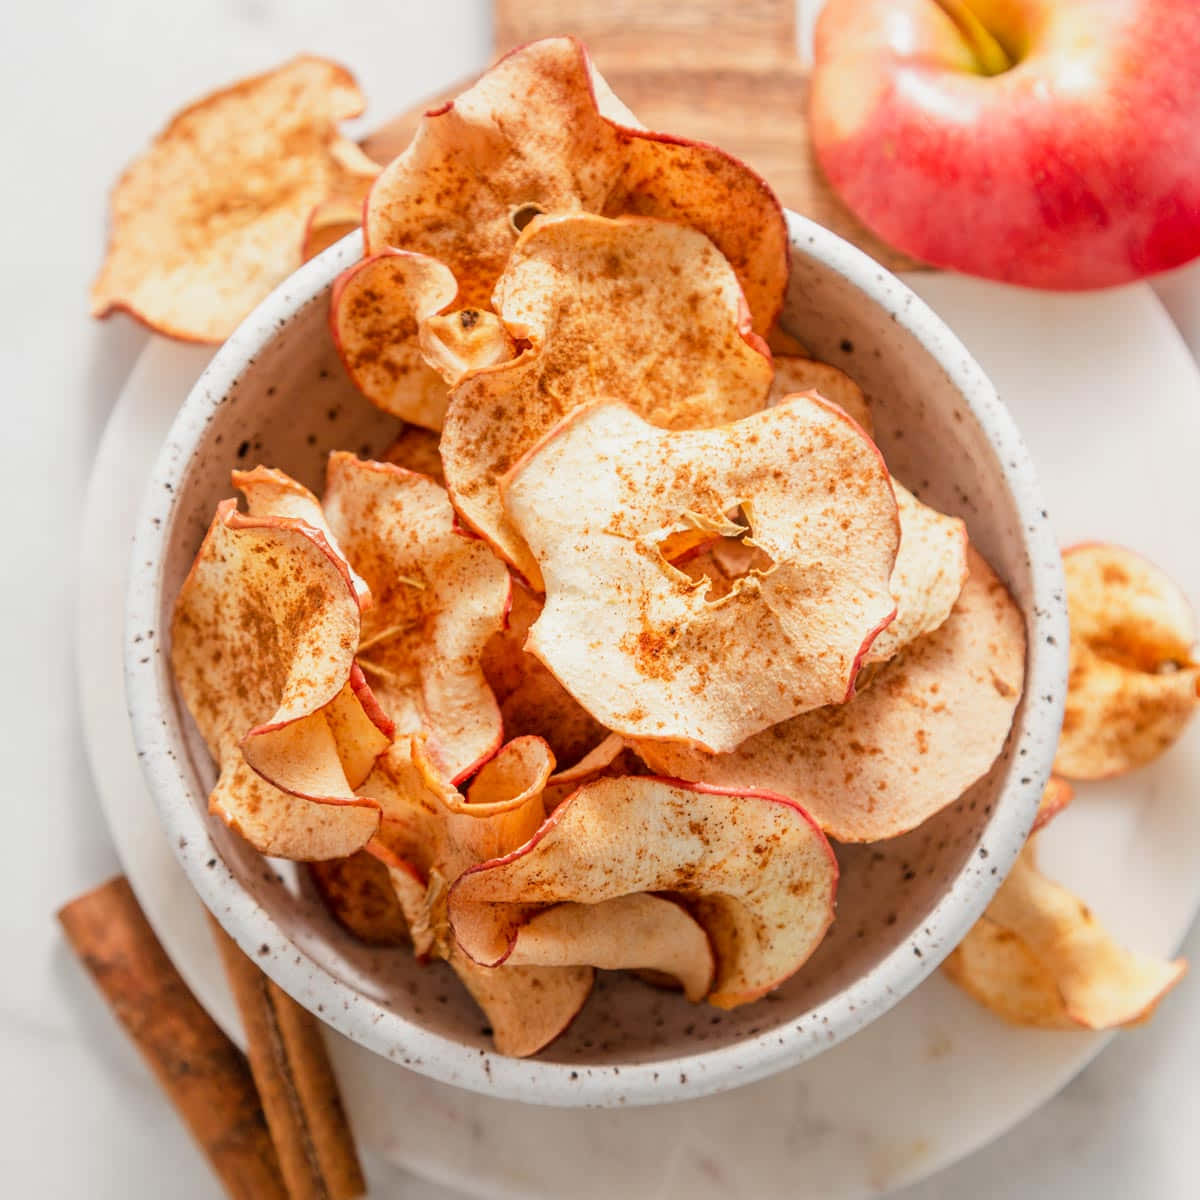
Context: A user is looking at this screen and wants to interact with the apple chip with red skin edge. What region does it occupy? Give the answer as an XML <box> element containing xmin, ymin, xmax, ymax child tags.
<box><xmin>171</xmin><ymin>501</ymin><xmax>391</xmax><ymax>860</ymax></box>
<box><xmin>232</xmin><ymin>465</ymin><xmax>371</xmax><ymax>607</ymax></box>
<box><xmin>440</xmin><ymin>213</ymin><xmax>775</xmax><ymax>586</ymax></box>
<box><xmin>770</xmin><ymin>357</ymin><xmax>873</xmax><ymax>436</ymax></box>
<box><xmin>448</xmin><ymin>775</ymin><xmax>837</xmax><ymax>1009</ymax></box>
<box><xmin>481</xmin><ymin>581</ymin><xmax>609</xmax><ymax>770</ymax></box>
<box><xmin>322</xmin><ymin>452</ymin><xmax>510</xmax><ymax>783</ymax></box>
<box><xmin>638</xmin><ymin>545</ymin><xmax>1024</xmax><ymax>842</ymax></box>
<box><xmin>329</xmin><ymin>251</ymin><xmax>459</xmax><ymax>432</ymax></box>
<box><xmin>943</xmin><ymin>839</ymin><xmax>1187</xmax><ymax>1030</ymax></box>
<box><xmin>92</xmin><ymin>56</ymin><xmax>374</xmax><ymax>343</ymax></box>
<box><xmin>1054</xmin><ymin>543</ymin><xmax>1199</xmax><ymax>780</ymax></box>
<box><xmin>308</xmin><ymin>851</ymin><xmax>411</xmax><ymax>946</ymax></box>
<box><xmin>364</xmin><ymin>36</ymin><xmax>787</xmax><ymax>334</ymax></box>
<box><xmin>363</xmin><ymin>737</ymin><xmax>595</xmax><ymax>1057</ymax></box>
<box><xmin>500</xmin><ymin>397</ymin><xmax>899</xmax><ymax>751</ymax></box>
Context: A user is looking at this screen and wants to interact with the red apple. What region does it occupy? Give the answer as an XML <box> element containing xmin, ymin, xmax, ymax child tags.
<box><xmin>810</xmin><ymin>0</ymin><xmax>1200</xmax><ymax>288</ymax></box>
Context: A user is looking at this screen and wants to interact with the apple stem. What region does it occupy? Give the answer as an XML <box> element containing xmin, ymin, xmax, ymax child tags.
<box><xmin>932</xmin><ymin>0</ymin><xmax>1014</xmax><ymax>75</ymax></box>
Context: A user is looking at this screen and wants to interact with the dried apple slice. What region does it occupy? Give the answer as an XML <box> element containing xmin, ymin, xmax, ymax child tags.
<box><xmin>364</xmin><ymin>738</ymin><xmax>595</xmax><ymax>1056</ymax></box>
<box><xmin>302</xmin><ymin>198</ymin><xmax>363</xmax><ymax>262</ymax></box>
<box><xmin>381</xmin><ymin>425</ymin><xmax>445</xmax><ymax>483</ymax></box>
<box><xmin>308</xmin><ymin>851</ymin><xmax>410</xmax><ymax>945</ymax></box>
<box><xmin>364</xmin><ymin>36</ymin><xmax>787</xmax><ymax>333</ymax></box>
<box><xmin>1032</xmin><ymin>776</ymin><xmax>1073</xmax><ymax>834</ymax></box>
<box><xmin>1055</xmin><ymin>543</ymin><xmax>1199</xmax><ymax>779</ymax></box>
<box><xmin>943</xmin><ymin>840</ymin><xmax>1187</xmax><ymax>1029</ymax></box>
<box><xmin>329</xmin><ymin>251</ymin><xmax>459</xmax><ymax>431</ymax></box>
<box><xmin>441</xmin><ymin>213</ymin><xmax>774</xmax><ymax>584</ymax></box>
<box><xmin>481</xmin><ymin>581</ymin><xmax>609</xmax><ymax>768</ymax></box>
<box><xmin>449</xmin><ymin>775</ymin><xmax>837</xmax><ymax>1008</ymax></box>
<box><xmin>92</xmin><ymin>56</ymin><xmax>373</xmax><ymax>343</ymax></box>
<box><xmin>322</xmin><ymin>453</ymin><xmax>510</xmax><ymax>783</ymax></box>
<box><xmin>232</xmin><ymin>465</ymin><xmax>370</xmax><ymax>607</ymax></box>
<box><xmin>866</xmin><ymin>482</ymin><xmax>968</xmax><ymax>664</ymax></box>
<box><xmin>171</xmin><ymin>501</ymin><xmax>388</xmax><ymax>860</ymax></box>
<box><xmin>639</xmin><ymin>545</ymin><xmax>1024</xmax><ymax>841</ymax></box>
<box><xmin>504</xmin><ymin>894</ymin><xmax>715</xmax><ymax>1002</ymax></box>
<box><xmin>500</xmin><ymin>397</ymin><xmax>899</xmax><ymax>751</ymax></box>
<box><xmin>770</xmin><ymin>357</ymin><xmax>873</xmax><ymax>436</ymax></box>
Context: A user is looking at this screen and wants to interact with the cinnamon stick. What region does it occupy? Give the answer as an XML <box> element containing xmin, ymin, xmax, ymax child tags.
<box><xmin>209</xmin><ymin>918</ymin><xmax>365</xmax><ymax>1200</ymax></box>
<box><xmin>57</xmin><ymin>877</ymin><xmax>288</xmax><ymax>1200</ymax></box>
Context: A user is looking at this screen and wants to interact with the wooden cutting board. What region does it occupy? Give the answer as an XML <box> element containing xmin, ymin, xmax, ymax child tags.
<box><xmin>363</xmin><ymin>0</ymin><xmax>920</xmax><ymax>272</ymax></box>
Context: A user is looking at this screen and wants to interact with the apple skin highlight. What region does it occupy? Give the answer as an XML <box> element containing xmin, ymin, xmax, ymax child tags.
<box><xmin>811</xmin><ymin>0</ymin><xmax>1200</xmax><ymax>289</ymax></box>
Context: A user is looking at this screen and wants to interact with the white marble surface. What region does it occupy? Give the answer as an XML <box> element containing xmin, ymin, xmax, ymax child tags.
<box><xmin>2</xmin><ymin>1</ymin><xmax>1198</xmax><ymax>1196</ymax></box>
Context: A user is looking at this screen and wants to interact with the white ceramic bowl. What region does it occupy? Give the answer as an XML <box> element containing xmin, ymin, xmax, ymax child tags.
<box><xmin>126</xmin><ymin>214</ymin><xmax>1068</xmax><ymax>1107</ymax></box>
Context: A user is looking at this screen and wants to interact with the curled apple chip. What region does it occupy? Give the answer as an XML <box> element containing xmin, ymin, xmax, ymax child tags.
<box><xmin>322</xmin><ymin>452</ymin><xmax>510</xmax><ymax>782</ymax></box>
<box><xmin>944</xmin><ymin>841</ymin><xmax>1187</xmax><ymax>1030</ymax></box>
<box><xmin>770</xmin><ymin>356</ymin><xmax>873</xmax><ymax>436</ymax></box>
<box><xmin>639</xmin><ymin>546</ymin><xmax>1024</xmax><ymax>841</ymax></box>
<box><xmin>364</xmin><ymin>738</ymin><xmax>594</xmax><ymax>1056</ymax></box>
<box><xmin>505</xmin><ymin>894</ymin><xmax>715</xmax><ymax>1003</ymax></box>
<box><xmin>481</xmin><ymin>581</ymin><xmax>608</xmax><ymax>769</ymax></box>
<box><xmin>92</xmin><ymin>57</ymin><xmax>374</xmax><ymax>343</ymax></box>
<box><xmin>329</xmin><ymin>251</ymin><xmax>459</xmax><ymax>431</ymax></box>
<box><xmin>866</xmin><ymin>482</ymin><xmax>968</xmax><ymax>664</ymax></box>
<box><xmin>365</xmin><ymin>36</ymin><xmax>787</xmax><ymax>333</ymax></box>
<box><xmin>500</xmin><ymin>398</ymin><xmax>899</xmax><ymax>751</ymax></box>
<box><xmin>172</xmin><ymin>501</ymin><xmax>390</xmax><ymax>859</ymax></box>
<box><xmin>1055</xmin><ymin>543</ymin><xmax>1199</xmax><ymax>779</ymax></box>
<box><xmin>448</xmin><ymin>776</ymin><xmax>838</xmax><ymax>1008</ymax></box>
<box><xmin>302</xmin><ymin>198</ymin><xmax>363</xmax><ymax>263</ymax></box>
<box><xmin>309</xmin><ymin>851</ymin><xmax>410</xmax><ymax>945</ymax></box>
<box><xmin>440</xmin><ymin>213</ymin><xmax>774</xmax><ymax>583</ymax></box>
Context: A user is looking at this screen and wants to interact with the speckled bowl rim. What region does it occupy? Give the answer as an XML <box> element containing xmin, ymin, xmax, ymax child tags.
<box><xmin>126</xmin><ymin>214</ymin><xmax>1068</xmax><ymax>1108</ymax></box>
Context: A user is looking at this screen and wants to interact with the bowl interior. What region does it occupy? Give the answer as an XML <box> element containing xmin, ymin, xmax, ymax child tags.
<box><xmin>132</xmin><ymin>221</ymin><xmax>1060</xmax><ymax>1103</ymax></box>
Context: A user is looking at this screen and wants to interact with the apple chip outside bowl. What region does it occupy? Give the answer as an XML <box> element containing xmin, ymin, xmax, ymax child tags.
<box><xmin>126</xmin><ymin>218</ymin><xmax>1067</xmax><ymax>1107</ymax></box>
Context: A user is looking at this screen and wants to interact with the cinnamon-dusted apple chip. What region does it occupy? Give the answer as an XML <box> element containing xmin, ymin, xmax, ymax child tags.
<box><xmin>500</xmin><ymin>397</ymin><xmax>899</xmax><ymax>750</ymax></box>
<box><xmin>172</xmin><ymin>501</ymin><xmax>390</xmax><ymax>860</ymax></box>
<box><xmin>770</xmin><ymin>356</ymin><xmax>873</xmax><ymax>436</ymax></box>
<box><xmin>322</xmin><ymin>452</ymin><xmax>510</xmax><ymax>782</ymax></box>
<box><xmin>309</xmin><ymin>851</ymin><xmax>410</xmax><ymax>945</ymax></box>
<box><xmin>364</xmin><ymin>36</ymin><xmax>787</xmax><ymax>333</ymax></box>
<box><xmin>1054</xmin><ymin>543</ymin><xmax>1199</xmax><ymax>779</ymax></box>
<box><xmin>448</xmin><ymin>776</ymin><xmax>837</xmax><ymax>1008</ymax></box>
<box><xmin>943</xmin><ymin>840</ymin><xmax>1187</xmax><ymax>1029</ymax></box>
<box><xmin>381</xmin><ymin>425</ymin><xmax>444</xmax><ymax>482</ymax></box>
<box><xmin>481</xmin><ymin>581</ymin><xmax>608</xmax><ymax>769</ymax></box>
<box><xmin>364</xmin><ymin>737</ymin><xmax>594</xmax><ymax>1056</ymax></box>
<box><xmin>329</xmin><ymin>251</ymin><xmax>459</xmax><ymax>431</ymax></box>
<box><xmin>639</xmin><ymin>546</ymin><xmax>1024</xmax><ymax>841</ymax></box>
<box><xmin>92</xmin><ymin>56</ymin><xmax>376</xmax><ymax>342</ymax></box>
<box><xmin>440</xmin><ymin>213</ymin><xmax>774</xmax><ymax>584</ymax></box>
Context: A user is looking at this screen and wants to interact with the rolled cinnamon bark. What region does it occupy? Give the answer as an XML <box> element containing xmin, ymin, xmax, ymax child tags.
<box><xmin>57</xmin><ymin>877</ymin><xmax>287</xmax><ymax>1200</ymax></box>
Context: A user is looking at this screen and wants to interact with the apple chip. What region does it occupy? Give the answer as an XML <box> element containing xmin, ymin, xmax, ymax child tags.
<box><xmin>364</xmin><ymin>738</ymin><xmax>595</xmax><ymax>1056</ymax></box>
<box><xmin>1032</xmin><ymin>776</ymin><xmax>1073</xmax><ymax>835</ymax></box>
<box><xmin>943</xmin><ymin>841</ymin><xmax>1187</xmax><ymax>1030</ymax></box>
<box><xmin>1055</xmin><ymin>543</ymin><xmax>1199</xmax><ymax>779</ymax></box>
<box><xmin>639</xmin><ymin>546</ymin><xmax>1024</xmax><ymax>841</ymax></box>
<box><xmin>770</xmin><ymin>356</ymin><xmax>873</xmax><ymax>436</ymax></box>
<box><xmin>172</xmin><ymin>501</ymin><xmax>389</xmax><ymax>859</ymax></box>
<box><xmin>866</xmin><ymin>482</ymin><xmax>968</xmax><ymax>664</ymax></box>
<box><xmin>322</xmin><ymin>452</ymin><xmax>510</xmax><ymax>782</ymax></box>
<box><xmin>364</xmin><ymin>36</ymin><xmax>787</xmax><ymax>333</ymax></box>
<box><xmin>309</xmin><ymin>851</ymin><xmax>410</xmax><ymax>945</ymax></box>
<box><xmin>381</xmin><ymin>425</ymin><xmax>445</xmax><ymax>483</ymax></box>
<box><xmin>92</xmin><ymin>57</ymin><xmax>375</xmax><ymax>343</ymax></box>
<box><xmin>505</xmin><ymin>894</ymin><xmax>715</xmax><ymax>1003</ymax></box>
<box><xmin>481</xmin><ymin>581</ymin><xmax>609</xmax><ymax>768</ymax></box>
<box><xmin>500</xmin><ymin>398</ymin><xmax>899</xmax><ymax>751</ymax></box>
<box><xmin>440</xmin><ymin>213</ymin><xmax>774</xmax><ymax>583</ymax></box>
<box><xmin>232</xmin><ymin>465</ymin><xmax>370</xmax><ymax>606</ymax></box>
<box><xmin>302</xmin><ymin>198</ymin><xmax>363</xmax><ymax>263</ymax></box>
<box><xmin>449</xmin><ymin>776</ymin><xmax>837</xmax><ymax>1008</ymax></box>
<box><xmin>329</xmin><ymin>251</ymin><xmax>459</xmax><ymax>431</ymax></box>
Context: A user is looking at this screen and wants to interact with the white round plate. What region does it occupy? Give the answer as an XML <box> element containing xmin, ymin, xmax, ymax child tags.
<box><xmin>80</xmin><ymin>275</ymin><xmax>1200</xmax><ymax>1199</ymax></box>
